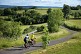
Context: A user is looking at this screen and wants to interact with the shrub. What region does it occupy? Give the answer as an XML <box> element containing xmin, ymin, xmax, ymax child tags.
<box><xmin>23</xmin><ymin>26</ymin><xmax>37</xmax><ymax>34</ymax></box>
<box><xmin>0</xmin><ymin>20</ymin><xmax>21</xmax><ymax>38</ymax></box>
<box><xmin>30</xmin><ymin>25</ymin><xmax>37</xmax><ymax>30</ymax></box>
<box><xmin>0</xmin><ymin>31</ymin><xmax>3</xmax><ymax>37</ymax></box>
<box><xmin>37</xmin><ymin>25</ymin><xmax>45</xmax><ymax>32</ymax></box>
<box><xmin>42</xmin><ymin>26</ymin><xmax>49</xmax><ymax>49</ymax></box>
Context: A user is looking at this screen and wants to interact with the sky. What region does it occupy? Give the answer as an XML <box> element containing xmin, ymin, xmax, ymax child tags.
<box><xmin>0</xmin><ymin>0</ymin><xmax>81</xmax><ymax>7</ymax></box>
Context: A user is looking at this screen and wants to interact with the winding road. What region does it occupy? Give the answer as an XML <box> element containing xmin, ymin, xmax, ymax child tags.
<box><xmin>0</xmin><ymin>27</ymin><xmax>77</xmax><ymax>54</ymax></box>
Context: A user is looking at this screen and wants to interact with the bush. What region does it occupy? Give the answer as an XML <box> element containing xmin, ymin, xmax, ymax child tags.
<box><xmin>42</xmin><ymin>26</ymin><xmax>49</xmax><ymax>49</ymax></box>
<box><xmin>0</xmin><ymin>31</ymin><xmax>3</xmax><ymax>37</ymax></box>
<box><xmin>23</xmin><ymin>26</ymin><xmax>37</xmax><ymax>34</ymax></box>
<box><xmin>37</xmin><ymin>26</ymin><xmax>45</xmax><ymax>32</ymax></box>
<box><xmin>0</xmin><ymin>20</ymin><xmax>21</xmax><ymax>38</ymax></box>
<box><xmin>30</xmin><ymin>25</ymin><xmax>37</xmax><ymax>30</ymax></box>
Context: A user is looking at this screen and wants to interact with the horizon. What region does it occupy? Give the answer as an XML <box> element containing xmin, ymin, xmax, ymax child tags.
<box><xmin>0</xmin><ymin>0</ymin><xmax>81</xmax><ymax>7</ymax></box>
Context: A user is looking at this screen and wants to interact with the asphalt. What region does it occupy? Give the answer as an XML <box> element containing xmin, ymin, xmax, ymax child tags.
<box><xmin>0</xmin><ymin>27</ymin><xmax>77</xmax><ymax>54</ymax></box>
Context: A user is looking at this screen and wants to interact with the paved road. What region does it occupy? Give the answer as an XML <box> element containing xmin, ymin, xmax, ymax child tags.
<box><xmin>0</xmin><ymin>27</ymin><xmax>77</xmax><ymax>54</ymax></box>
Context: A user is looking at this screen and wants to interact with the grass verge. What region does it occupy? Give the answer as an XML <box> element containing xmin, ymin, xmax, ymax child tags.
<box><xmin>64</xmin><ymin>20</ymin><xmax>81</xmax><ymax>31</ymax></box>
<box><xmin>26</xmin><ymin>32</ymin><xmax>81</xmax><ymax>54</ymax></box>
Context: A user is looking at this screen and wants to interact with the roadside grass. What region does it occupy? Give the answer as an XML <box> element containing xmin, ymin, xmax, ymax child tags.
<box><xmin>64</xmin><ymin>20</ymin><xmax>81</xmax><ymax>30</ymax></box>
<box><xmin>26</xmin><ymin>32</ymin><xmax>81</xmax><ymax>54</ymax></box>
<box><xmin>34</xmin><ymin>28</ymin><xmax>70</xmax><ymax>42</ymax></box>
<box><xmin>0</xmin><ymin>23</ymin><xmax>69</xmax><ymax>49</ymax></box>
<box><xmin>0</xmin><ymin>36</ymin><xmax>24</xmax><ymax>49</ymax></box>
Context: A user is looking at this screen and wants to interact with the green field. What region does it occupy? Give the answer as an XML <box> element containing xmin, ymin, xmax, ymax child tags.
<box><xmin>26</xmin><ymin>32</ymin><xmax>81</xmax><ymax>54</ymax></box>
<box><xmin>16</xmin><ymin>10</ymin><xmax>25</xmax><ymax>14</ymax></box>
<box><xmin>64</xmin><ymin>20</ymin><xmax>81</xmax><ymax>29</ymax></box>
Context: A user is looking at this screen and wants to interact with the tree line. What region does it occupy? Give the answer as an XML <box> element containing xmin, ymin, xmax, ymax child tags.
<box><xmin>62</xmin><ymin>4</ymin><xmax>81</xmax><ymax>19</ymax></box>
<box><xmin>0</xmin><ymin>7</ymin><xmax>48</xmax><ymax>25</ymax></box>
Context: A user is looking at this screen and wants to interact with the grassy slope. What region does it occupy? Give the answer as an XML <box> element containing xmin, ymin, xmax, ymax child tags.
<box><xmin>26</xmin><ymin>32</ymin><xmax>81</xmax><ymax>54</ymax></box>
<box><xmin>35</xmin><ymin>28</ymin><xmax>69</xmax><ymax>42</ymax></box>
<box><xmin>0</xmin><ymin>36</ymin><xmax>24</xmax><ymax>49</ymax></box>
<box><xmin>65</xmin><ymin>20</ymin><xmax>81</xmax><ymax>29</ymax></box>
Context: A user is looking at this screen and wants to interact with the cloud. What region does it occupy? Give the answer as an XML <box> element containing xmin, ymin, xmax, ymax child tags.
<box><xmin>41</xmin><ymin>0</ymin><xmax>54</xmax><ymax>1</ymax></box>
<box><xmin>0</xmin><ymin>0</ymin><xmax>81</xmax><ymax>7</ymax></box>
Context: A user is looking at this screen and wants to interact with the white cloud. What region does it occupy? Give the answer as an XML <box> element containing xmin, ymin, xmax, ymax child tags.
<box><xmin>0</xmin><ymin>0</ymin><xmax>81</xmax><ymax>6</ymax></box>
<box><xmin>41</xmin><ymin>0</ymin><xmax>54</xmax><ymax>1</ymax></box>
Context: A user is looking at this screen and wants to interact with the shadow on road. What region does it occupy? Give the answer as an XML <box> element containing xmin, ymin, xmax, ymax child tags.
<box><xmin>4</xmin><ymin>45</ymin><xmax>42</xmax><ymax>51</ymax></box>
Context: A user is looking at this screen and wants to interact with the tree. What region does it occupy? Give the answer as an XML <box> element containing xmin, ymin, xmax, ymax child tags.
<box><xmin>11</xmin><ymin>6</ymin><xmax>23</xmax><ymax>11</ymax></box>
<box><xmin>3</xmin><ymin>8</ymin><xmax>12</xmax><ymax>16</ymax></box>
<box><xmin>30</xmin><ymin>6</ymin><xmax>37</xmax><ymax>9</ymax></box>
<box><xmin>3</xmin><ymin>8</ymin><xmax>17</xmax><ymax>16</ymax></box>
<box><xmin>62</xmin><ymin>4</ymin><xmax>71</xmax><ymax>19</ymax></box>
<box><xmin>47</xmin><ymin>8</ymin><xmax>52</xmax><ymax>14</ymax></box>
<box><xmin>0</xmin><ymin>20</ymin><xmax>21</xmax><ymax>38</ymax></box>
<box><xmin>42</xmin><ymin>26</ymin><xmax>49</xmax><ymax>49</ymax></box>
<box><xmin>74</xmin><ymin>12</ymin><xmax>79</xmax><ymax>18</ymax></box>
<box><xmin>77</xmin><ymin>5</ymin><xmax>81</xmax><ymax>10</ymax></box>
<box><xmin>48</xmin><ymin>9</ymin><xmax>63</xmax><ymax>33</ymax></box>
<box><xmin>0</xmin><ymin>9</ymin><xmax>4</xmax><ymax>16</ymax></box>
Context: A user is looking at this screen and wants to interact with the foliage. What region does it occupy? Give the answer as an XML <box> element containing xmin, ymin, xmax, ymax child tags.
<box><xmin>11</xmin><ymin>6</ymin><xmax>24</xmax><ymax>11</ymax></box>
<box><xmin>30</xmin><ymin>6</ymin><xmax>37</xmax><ymax>9</ymax></box>
<box><xmin>23</xmin><ymin>25</ymin><xmax>37</xmax><ymax>34</ymax></box>
<box><xmin>70</xmin><ymin>5</ymin><xmax>81</xmax><ymax>10</ymax></box>
<box><xmin>48</xmin><ymin>9</ymin><xmax>63</xmax><ymax>33</ymax></box>
<box><xmin>42</xmin><ymin>14</ymin><xmax>48</xmax><ymax>22</ymax></box>
<box><xmin>14</xmin><ymin>10</ymin><xmax>46</xmax><ymax>25</ymax></box>
<box><xmin>0</xmin><ymin>9</ymin><xmax>4</xmax><ymax>15</ymax></box>
<box><xmin>0</xmin><ymin>20</ymin><xmax>21</xmax><ymax>38</ymax></box>
<box><xmin>42</xmin><ymin>26</ymin><xmax>49</xmax><ymax>49</ymax></box>
<box><xmin>64</xmin><ymin>20</ymin><xmax>81</xmax><ymax>31</ymax></box>
<box><xmin>37</xmin><ymin>25</ymin><xmax>45</xmax><ymax>32</ymax></box>
<box><xmin>3</xmin><ymin>8</ymin><xmax>17</xmax><ymax>16</ymax></box>
<box><xmin>0</xmin><ymin>8</ymin><xmax>48</xmax><ymax>25</ymax></box>
<box><xmin>62</xmin><ymin>4</ymin><xmax>71</xmax><ymax>19</ymax></box>
<box><xmin>47</xmin><ymin>8</ymin><xmax>52</xmax><ymax>14</ymax></box>
<box><xmin>74</xmin><ymin>12</ymin><xmax>79</xmax><ymax>18</ymax></box>
<box><xmin>0</xmin><ymin>31</ymin><xmax>3</xmax><ymax>37</ymax></box>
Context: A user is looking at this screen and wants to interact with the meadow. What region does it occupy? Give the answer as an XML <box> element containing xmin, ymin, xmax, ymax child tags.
<box><xmin>64</xmin><ymin>19</ymin><xmax>81</xmax><ymax>30</ymax></box>
<box><xmin>26</xmin><ymin>32</ymin><xmax>81</xmax><ymax>54</ymax></box>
